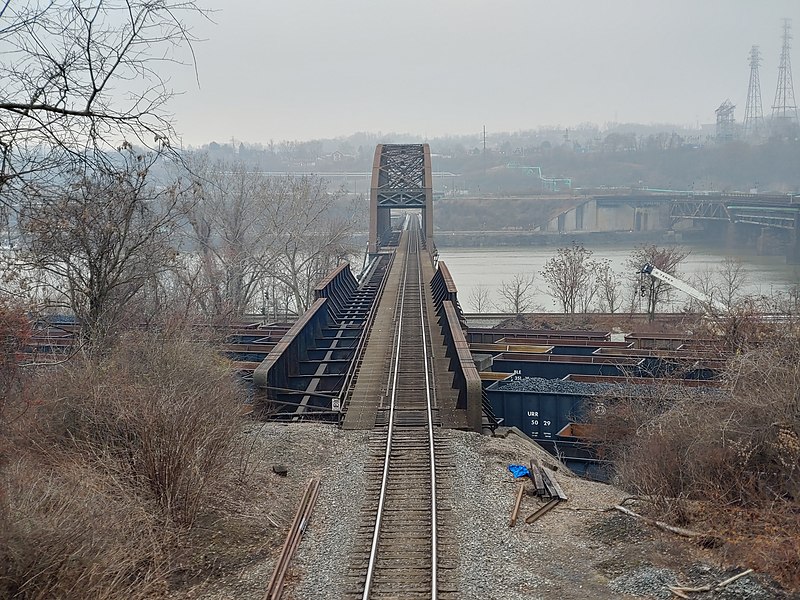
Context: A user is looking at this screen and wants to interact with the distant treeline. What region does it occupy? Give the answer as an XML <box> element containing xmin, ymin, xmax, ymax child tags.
<box><xmin>194</xmin><ymin>129</ymin><xmax>800</xmax><ymax>195</ymax></box>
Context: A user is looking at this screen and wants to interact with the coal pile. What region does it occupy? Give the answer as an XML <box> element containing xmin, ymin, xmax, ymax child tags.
<box><xmin>495</xmin><ymin>377</ymin><xmax>610</xmax><ymax>395</ymax></box>
<box><xmin>494</xmin><ymin>376</ymin><xmax>724</xmax><ymax>400</ymax></box>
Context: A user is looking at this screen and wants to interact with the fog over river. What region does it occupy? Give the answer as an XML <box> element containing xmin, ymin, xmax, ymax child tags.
<box><xmin>437</xmin><ymin>245</ymin><xmax>800</xmax><ymax>313</ymax></box>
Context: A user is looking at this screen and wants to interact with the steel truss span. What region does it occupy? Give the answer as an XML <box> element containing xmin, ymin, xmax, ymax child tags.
<box><xmin>369</xmin><ymin>144</ymin><xmax>434</xmax><ymax>253</ymax></box>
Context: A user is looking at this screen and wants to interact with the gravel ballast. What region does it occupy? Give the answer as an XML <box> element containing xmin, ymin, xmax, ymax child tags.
<box><xmin>185</xmin><ymin>422</ymin><xmax>790</xmax><ymax>600</ymax></box>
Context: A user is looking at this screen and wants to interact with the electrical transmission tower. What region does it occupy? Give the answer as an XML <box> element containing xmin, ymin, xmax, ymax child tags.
<box><xmin>771</xmin><ymin>18</ymin><xmax>799</xmax><ymax>134</ymax></box>
<box><xmin>715</xmin><ymin>99</ymin><xmax>736</xmax><ymax>142</ymax></box>
<box><xmin>743</xmin><ymin>46</ymin><xmax>764</xmax><ymax>139</ymax></box>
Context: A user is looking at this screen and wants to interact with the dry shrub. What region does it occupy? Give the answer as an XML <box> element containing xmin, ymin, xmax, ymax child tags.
<box><xmin>590</xmin><ymin>328</ymin><xmax>800</xmax><ymax>587</ymax></box>
<box><xmin>695</xmin><ymin>503</ymin><xmax>800</xmax><ymax>590</ymax></box>
<box><xmin>0</xmin><ymin>331</ymin><xmax>247</xmax><ymax>598</ymax></box>
<box><xmin>37</xmin><ymin>331</ymin><xmax>243</xmax><ymax>525</ymax></box>
<box><xmin>594</xmin><ymin>330</ymin><xmax>800</xmax><ymax>505</ymax></box>
<box><xmin>0</xmin><ymin>457</ymin><xmax>168</xmax><ymax>600</ymax></box>
<box><xmin>0</xmin><ymin>302</ymin><xmax>30</xmax><ymax>415</ymax></box>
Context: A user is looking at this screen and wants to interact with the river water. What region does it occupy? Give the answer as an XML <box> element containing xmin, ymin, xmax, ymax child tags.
<box><xmin>437</xmin><ymin>245</ymin><xmax>800</xmax><ymax>313</ymax></box>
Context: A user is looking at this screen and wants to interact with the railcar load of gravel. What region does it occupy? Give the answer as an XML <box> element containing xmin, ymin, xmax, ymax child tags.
<box><xmin>493</xmin><ymin>376</ymin><xmax>726</xmax><ymax>401</ymax></box>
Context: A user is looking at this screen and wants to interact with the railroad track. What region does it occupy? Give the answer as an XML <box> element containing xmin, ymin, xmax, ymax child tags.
<box><xmin>347</xmin><ymin>223</ymin><xmax>456</xmax><ymax>599</ymax></box>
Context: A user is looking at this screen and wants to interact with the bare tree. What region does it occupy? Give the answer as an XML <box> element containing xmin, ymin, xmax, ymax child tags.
<box><xmin>775</xmin><ymin>282</ymin><xmax>800</xmax><ymax>317</ymax></box>
<box><xmin>541</xmin><ymin>243</ymin><xmax>596</xmax><ymax>313</ymax></box>
<box><xmin>687</xmin><ymin>264</ymin><xmax>719</xmax><ymax>312</ymax></box>
<box><xmin>262</xmin><ymin>176</ymin><xmax>358</xmax><ymax>313</ymax></box>
<box><xmin>468</xmin><ymin>284</ymin><xmax>491</xmax><ymax>313</ymax></box>
<box><xmin>717</xmin><ymin>256</ymin><xmax>749</xmax><ymax>309</ymax></box>
<box><xmin>172</xmin><ymin>169</ymin><xmax>356</xmax><ymax>319</ymax></box>
<box><xmin>595</xmin><ymin>259</ymin><xmax>622</xmax><ymax>313</ymax></box>
<box><xmin>627</xmin><ymin>245</ymin><xmax>689</xmax><ymax>321</ymax></box>
<box><xmin>0</xmin><ymin>1</ymin><xmax>205</xmax><ymax>201</ymax></box>
<box><xmin>182</xmin><ymin>159</ymin><xmax>276</xmax><ymax>317</ymax></box>
<box><xmin>686</xmin><ymin>257</ymin><xmax>748</xmax><ymax>314</ymax></box>
<box><xmin>497</xmin><ymin>274</ymin><xmax>535</xmax><ymax>314</ymax></box>
<box><xmin>12</xmin><ymin>149</ymin><xmax>183</xmax><ymax>351</ymax></box>
<box><xmin>577</xmin><ymin>266</ymin><xmax>598</xmax><ymax>314</ymax></box>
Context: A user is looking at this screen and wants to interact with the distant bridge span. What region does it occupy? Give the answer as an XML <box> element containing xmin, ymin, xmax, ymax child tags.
<box><xmin>369</xmin><ymin>144</ymin><xmax>434</xmax><ymax>253</ymax></box>
<box><xmin>590</xmin><ymin>191</ymin><xmax>800</xmax><ymax>231</ymax></box>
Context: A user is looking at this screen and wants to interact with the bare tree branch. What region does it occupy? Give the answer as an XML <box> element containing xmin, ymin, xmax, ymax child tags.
<box><xmin>10</xmin><ymin>147</ymin><xmax>184</xmax><ymax>351</ymax></box>
<box><xmin>0</xmin><ymin>0</ymin><xmax>208</xmax><ymax>203</ymax></box>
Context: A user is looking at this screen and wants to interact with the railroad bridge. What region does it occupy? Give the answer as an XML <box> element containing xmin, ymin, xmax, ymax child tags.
<box><xmin>245</xmin><ymin>144</ymin><xmax>730</xmax><ymax>598</ymax></box>
<box><xmin>249</xmin><ymin>149</ymin><xmax>735</xmax><ymax>439</ymax></box>
<box><xmin>253</xmin><ymin>143</ymin><xmax>484</xmax><ymax>433</ymax></box>
<box><xmin>254</xmin><ymin>143</ymin><xmax>483</xmax><ymax>596</ymax></box>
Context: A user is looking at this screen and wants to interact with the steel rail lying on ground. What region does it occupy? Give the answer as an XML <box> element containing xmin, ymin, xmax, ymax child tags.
<box><xmin>264</xmin><ymin>478</ymin><xmax>320</xmax><ymax>600</ymax></box>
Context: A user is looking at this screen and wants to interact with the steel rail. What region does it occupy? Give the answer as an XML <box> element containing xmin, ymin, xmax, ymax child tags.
<box><xmin>361</xmin><ymin>230</ymin><xmax>410</xmax><ymax>600</ymax></box>
<box><xmin>264</xmin><ymin>478</ymin><xmax>320</xmax><ymax>600</ymax></box>
<box><xmin>417</xmin><ymin>230</ymin><xmax>438</xmax><ymax>598</ymax></box>
<box><xmin>414</xmin><ymin>226</ymin><xmax>439</xmax><ymax>597</ymax></box>
<box><xmin>361</xmin><ymin>225</ymin><xmax>439</xmax><ymax>600</ymax></box>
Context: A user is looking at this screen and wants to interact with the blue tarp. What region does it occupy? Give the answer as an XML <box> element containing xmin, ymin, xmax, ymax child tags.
<box><xmin>508</xmin><ymin>464</ymin><xmax>530</xmax><ymax>479</ymax></box>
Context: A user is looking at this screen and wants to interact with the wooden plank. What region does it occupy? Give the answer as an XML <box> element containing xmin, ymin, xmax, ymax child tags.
<box><xmin>541</xmin><ymin>471</ymin><xmax>558</xmax><ymax>499</ymax></box>
<box><xmin>541</xmin><ymin>469</ymin><xmax>569</xmax><ymax>501</ymax></box>
<box><xmin>529</xmin><ymin>461</ymin><xmax>546</xmax><ymax>496</ymax></box>
<box><xmin>509</xmin><ymin>484</ymin><xmax>525</xmax><ymax>527</ymax></box>
<box><xmin>524</xmin><ymin>498</ymin><xmax>560</xmax><ymax>524</ymax></box>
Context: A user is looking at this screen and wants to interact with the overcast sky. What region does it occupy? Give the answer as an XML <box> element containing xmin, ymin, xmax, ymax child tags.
<box><xmin>165</xmin><ymin>1</ymin><xmax>800</xmax><ymax>146</ymax></box>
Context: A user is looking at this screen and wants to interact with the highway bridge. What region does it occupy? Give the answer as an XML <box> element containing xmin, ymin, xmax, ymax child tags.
<box><xmin>512</xmin><ymin>190</ymin><xmax>800</xmax><ymax>261</ymax></box>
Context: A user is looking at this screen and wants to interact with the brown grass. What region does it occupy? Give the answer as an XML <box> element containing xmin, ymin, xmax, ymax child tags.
<box><xmin>38</xmin><ymin>332</ymin><xmax>243</xmax><ymax>524</ymax></box>
<box><xmin>0</xmin><ymin>457</ymin><xmax>169</xmax><ymax>600</ymax></box>
<box><xmin>0</xmin><ymin>331</ymin><xmax>266</xmax><ymax>599</ymax></box>
<box><xmin>589</xmin><ymin>327</ymin><xmax>800</xmax><ymax>589</ymax></box>
<box><xmin>0</xmin><ymin>301</ymin><xmax>30</xmax><ymax>418</ymax></box>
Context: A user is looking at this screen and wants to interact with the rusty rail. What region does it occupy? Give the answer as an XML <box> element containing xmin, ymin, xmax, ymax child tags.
<box><xmin>264</xmin><ymin>478</ymin><xmax>321</xmax><ymax>600</ymax></box>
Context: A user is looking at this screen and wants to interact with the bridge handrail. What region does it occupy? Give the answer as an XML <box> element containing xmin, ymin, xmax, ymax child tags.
<box><xmin>440</xmin><ymin>300</ymin><xmax>482</xmax><ymax>431</ymax></box>
<box><xmin>253</xmin><ymin>297</ymin><xmax>330</xmax><ymax>397</ymax></box>
<box><xmin>430</xmin><ymin>261</ymin><xmax>467</xmax><ymax>327</ymax></box>
<box><xmin>314</xmin><ymin>263</ymin><xmax>358</xmax><ymax>319</ymax></box>
<box><xmin>253</xmin><ymin>263</ymin><xmax>359</xmax><ymax>408</ymax></box>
